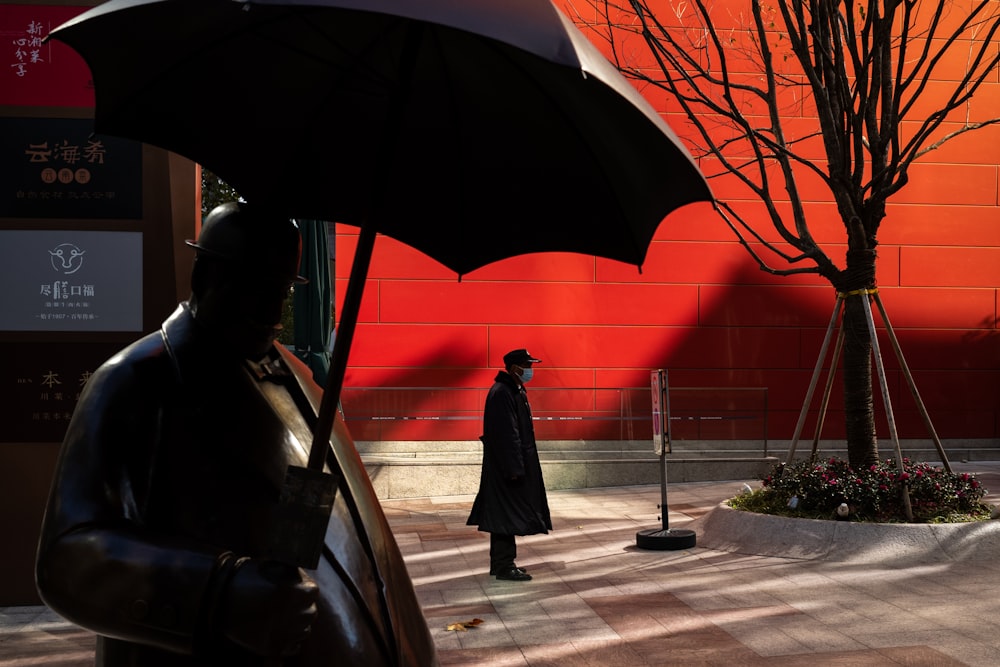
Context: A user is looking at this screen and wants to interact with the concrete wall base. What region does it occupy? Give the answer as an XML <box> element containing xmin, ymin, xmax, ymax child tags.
<box><xmin>358</xmin><ymin>437</ymin><xmax>1000</xmax><ymax>500</ymax></box>
<box><xmin>363</xmin><ymin>456</ymin><xmax>778</xmax><ymax>500</ymax></box>
<box><xmin>693</xmin><ymin>503</ymin><xmax>1000</xmax><ymax>563</ymax></box>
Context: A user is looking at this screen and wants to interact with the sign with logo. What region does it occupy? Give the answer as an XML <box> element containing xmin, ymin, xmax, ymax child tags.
<box><xmin>0</xmin><ymin>229</ymin><xmax>143</xmax><ymax>331</ymax></box>
<box><xmin>0</xmin><ymin>117</ymin><xmax>142</xmax><ymax>219</ymax></box>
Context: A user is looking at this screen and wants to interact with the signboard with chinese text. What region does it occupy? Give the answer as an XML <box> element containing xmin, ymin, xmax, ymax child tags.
<box><xmin>0</xmin><ymin>117</ymin><xmax>142</xmax><ymax>219</ymax></box>
<box><xmin>0</xmin><ymin>229</ymin><xmax>143</xmax><ymax>331</ymax></box>
<box><xmin>4</xmin><ymin>341</ymin><xmax>124</xmax><ymax>442</ymax></box>
<box><xmin>0</xmin><ymin>4</ymin><xmax>95</xmax><ymax>107</ymax></box>
<box><xmin>0</xmin><ymin>3</ymin><xmax>192</xmax><ymax>607</ymax></box>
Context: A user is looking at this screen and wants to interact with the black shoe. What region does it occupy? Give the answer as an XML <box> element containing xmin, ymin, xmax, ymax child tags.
<box><xmin>489</xmin><ymin>565</ymin><xmax>527</xmax><ymax>576</ymax></box>
<box><xmin>495</xmin><ymin>567</ymin><xmax>532</xmax><ymax>581</ymax></box>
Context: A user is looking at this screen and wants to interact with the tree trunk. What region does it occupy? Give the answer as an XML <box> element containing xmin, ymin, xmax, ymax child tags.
<box><xmin>841</xmin><ymin>296</ymin><xmax>878</xmax><ymax>467</ymax></box>
<box><xmin>832</xmin><ymin>248</ymin><xmax>879</xmax><ymax>468</ymax></box>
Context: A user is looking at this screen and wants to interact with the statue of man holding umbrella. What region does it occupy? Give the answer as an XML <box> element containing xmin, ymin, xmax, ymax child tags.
<box><xmin>36</xmin><ymin>202</ymin><xmax>437</xmax><ymax>666</ymax></box>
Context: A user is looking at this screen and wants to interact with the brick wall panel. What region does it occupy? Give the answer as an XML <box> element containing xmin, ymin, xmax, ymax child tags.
<box><xmin>857</xmin><ymin>288</ymin><xmax>992</xmax><ymax>328</ymax></box>
<box><xmin>482</xmin><ymin>325</ymin><xmax>802</xmax><ymax>371</ymax></box>
<box><xmin>900</xmin><ymin>247</ymin><xmax>1000</xmax><ymax>288</ymax></box>
<box><xmin>878</xmin><ymin>204</ymin><xmax>1000</xmax><ymax>246</ymax></box>
<box><xmin>345</xmin><ymin>324</ymin><xmax>487</xmax><ymax>368</ymax></box>
<box><xmin>334</xmin><ymin>278</ymin><xmax>380</xmax><ymax>323</ymax></box>
<box><xmin>379</xmin><ymin>281</ymin><xmax>700</xmax><ymax>325</ymax></box>
<box><xmin>699</xmin><ymin>285</ymin><xmax>835</xmax><ymax>327</ymax></box>
<box><xmin>891</xmin><ymin>164</ymin><xmax>998</xmax><ymax>206</ymax></box>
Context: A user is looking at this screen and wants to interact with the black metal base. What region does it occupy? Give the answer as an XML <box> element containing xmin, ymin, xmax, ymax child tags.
<box><xmin>635</xmin><ymin>528</ymin><xmax>697</xmax><ymax>551</ymax></box>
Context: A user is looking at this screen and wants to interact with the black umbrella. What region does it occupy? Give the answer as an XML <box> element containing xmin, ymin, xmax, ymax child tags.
<box><xmin>49</xmin><ymin>0</ymin><xmax>712</xmax><ymax>515</ymax></box>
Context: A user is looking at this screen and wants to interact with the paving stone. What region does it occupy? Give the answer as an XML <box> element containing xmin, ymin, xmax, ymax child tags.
<box><xmin>4</xmin><ymin>463</ymin><xmax>1000</xmax><ymax>666</ymax></box>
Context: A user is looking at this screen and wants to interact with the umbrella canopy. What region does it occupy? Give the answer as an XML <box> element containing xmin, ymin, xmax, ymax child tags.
<box><xmin>49</xmin><ymin>0</ymin><xmax>714</xmax><ymax>471</ymax></box>
<box><xmin>49</xmin><ymin>0</ymin><xmax>712</xmax><ymax>276</ymax></box>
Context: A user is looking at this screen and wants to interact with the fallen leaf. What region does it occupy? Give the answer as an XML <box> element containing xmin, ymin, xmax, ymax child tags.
<box><xmin>445</xmin><ymin>618</ymin><xmax>484</xmax><ymax>632</ymax></box>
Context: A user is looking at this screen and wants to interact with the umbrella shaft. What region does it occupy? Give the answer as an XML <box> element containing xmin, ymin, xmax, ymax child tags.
<box><xmin>306</xmin><ymin>25</ymin><xmax>424</xmax><ymax>471</ymax></box>
<box><xmin>308</xmin><ymin>223</ymin><xmax>376</xmax><ymax>470</ymax></box>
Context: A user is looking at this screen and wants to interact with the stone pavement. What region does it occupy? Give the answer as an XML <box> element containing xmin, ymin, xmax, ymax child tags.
<box><xmin>3</xmin><ymin>463</ymin><xmax>1000</xmax><ymax>666</ymax></box>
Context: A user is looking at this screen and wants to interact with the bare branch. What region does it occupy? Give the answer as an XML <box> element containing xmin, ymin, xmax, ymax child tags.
<box><xmin>915</xmin><ymin>118</ymin><xmax>1000</xmax><ymax>160</ymax></box>
<box><xmin>714</xmin><ymin>201</ymin><xmax>833</xmax><ymax>277</ymax></box>
<box><xmin>568</xmin><ymin>0</ymin><xmax>1000</xmax><ymax>276</ymax></box>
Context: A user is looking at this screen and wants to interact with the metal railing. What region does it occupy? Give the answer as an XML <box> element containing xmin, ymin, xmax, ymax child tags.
<box><xmin>339</xmin><ymin>386</ymin><xmax>768</xmax><ymax>452</ymax></box>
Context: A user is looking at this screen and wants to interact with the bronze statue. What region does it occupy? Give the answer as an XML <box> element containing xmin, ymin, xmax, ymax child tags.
<box><xmin>36</xmin><ymin>202</ymin><xmax>438</xmax><ymax>666</ymax></box>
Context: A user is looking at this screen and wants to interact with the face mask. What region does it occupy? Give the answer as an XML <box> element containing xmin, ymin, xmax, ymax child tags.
<box><xmin>520</xmin><ymin>367</ymin><xmax>534</xmax><ymax>383</ymax></box>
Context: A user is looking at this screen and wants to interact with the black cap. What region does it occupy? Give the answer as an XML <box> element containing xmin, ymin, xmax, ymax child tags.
<box><xmin>186</xmin><ymin>202</ymin><xmax>308</xmax><ymax>284</ymax></box>
<box><xmin>503</xmin><ymin>348</ymin><xmax>541</xmax><ymax>367</ymax></box>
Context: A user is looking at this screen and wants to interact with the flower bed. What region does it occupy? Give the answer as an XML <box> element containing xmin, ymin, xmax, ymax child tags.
<box><xmin>730</xmin><ymin>457</ymin><xmax>991</xmax><ymax>523</ymax></box>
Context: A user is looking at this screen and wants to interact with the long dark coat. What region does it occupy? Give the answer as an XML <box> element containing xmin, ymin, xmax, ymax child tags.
<box><xmin>35</xmin><ymin>303</ymin><xmax>437</xmax><ymax>667</ymax></box>
<box><xmin>466</xmin><ymin>371</ymin><xmax>552</xmax><ymax>536</ymax></box>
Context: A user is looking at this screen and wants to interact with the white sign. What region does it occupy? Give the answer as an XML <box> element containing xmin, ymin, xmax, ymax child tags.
<box><xmin>0</xmin><ymin>230</ymin><xmax>143</xmax><ymax>332</ymax></box>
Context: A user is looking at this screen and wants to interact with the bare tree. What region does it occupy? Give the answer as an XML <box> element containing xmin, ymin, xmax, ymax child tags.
<box><xmin>568</xmin><ymin>0</ymin><xmax>1000</xmax><ymax>467</ymax></box>
<box><xmin>200</xmin><ymin>167</ymin><xmax>243</xmax><ymax>215</ymax></box>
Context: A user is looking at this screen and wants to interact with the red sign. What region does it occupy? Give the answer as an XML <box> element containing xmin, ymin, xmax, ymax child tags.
<box><xmin>1</xmin><ymin>5</ymin><xmax>94</xmax><ymax>108</ymax></box>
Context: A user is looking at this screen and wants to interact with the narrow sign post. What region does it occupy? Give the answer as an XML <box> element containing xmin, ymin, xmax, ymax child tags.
<box><xmin>636</xmin><ymin>369</ymin><xmax>697</xmax><ymax>550</ymax></box>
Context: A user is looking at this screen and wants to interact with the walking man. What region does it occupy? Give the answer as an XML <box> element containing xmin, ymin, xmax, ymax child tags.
<box><xmin>467</xmin><ymin>348</ymin><xmax>552</xmax><ymax>581</ymax></box>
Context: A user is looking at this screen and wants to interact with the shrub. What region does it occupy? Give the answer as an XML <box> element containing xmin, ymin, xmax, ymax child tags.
<box><xmin>729</xmin><ymin>457</ymin><xmax>990</xmax><ymax>523</ymax></box>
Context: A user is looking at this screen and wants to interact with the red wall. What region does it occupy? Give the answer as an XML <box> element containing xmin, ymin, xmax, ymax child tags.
<box><xmin>336</xmin><ymin>2</ymin><xmax>1000</xmax><ymax>443</ymax></box>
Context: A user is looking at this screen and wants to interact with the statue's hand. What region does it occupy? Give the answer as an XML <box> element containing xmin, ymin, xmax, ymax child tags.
<box><xmin>220</xmin><ymin>559</ymin><xmax>319</xmax><ymax>657</ymax></box>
